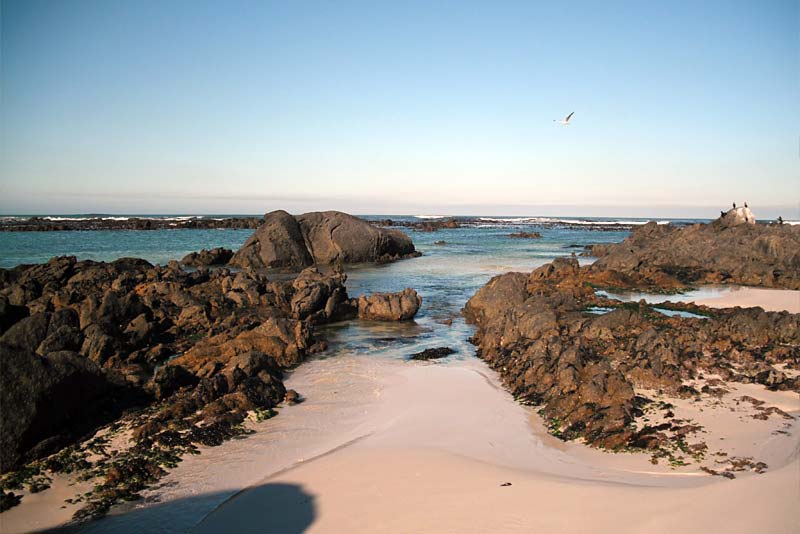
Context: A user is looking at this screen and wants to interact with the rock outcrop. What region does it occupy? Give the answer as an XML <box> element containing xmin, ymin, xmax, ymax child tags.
<box><xmin>720</xmin><ymin>206</ymin><xmax>756</xmax><ymax>228</ymax></box>
<box><xmin>509</xmin><ymin>231</ymin><xmax>542</xmax><ymax>239</ymax></box>
<box><xmin>0</xmin><ymin>345</ymin><xmax>133</xmax><ymax>472</ymax></box>
<box><xmin>587</xmin><ymin>220</ymin><xmax>800</xmax><ymax>289</ymax></box>
<box><xmin>0</xmin><ymin>253</ymin><xmax>427</xmax><ymax>517</ymax></box>
<box><xmin>464</xmin><ymin>258</ymin><xmax>800</xmax><ymax>450</ymax></box>
<box><xmin>357</xmin><ymin>288</ymin><xmax>422</xmax><ymax>321</ymax></box>
<box><xmin>0</xmin><ymin>256</ymin><xmax>351</xmax><ymax>475</ymax></box>
<box><xmin>180</xmin><ymin>247</ymin><xmax>234</xmax><ymax>267</ymax></box>
<box><xmin>230</xmin><ymin>210</ymin><xmax>419</xmax><ymax>271</ymax></box>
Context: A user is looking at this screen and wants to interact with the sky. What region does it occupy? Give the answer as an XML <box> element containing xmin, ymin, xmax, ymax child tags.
<box><xmin>1</xmin><ymin>0</ymin><xmax>798</xmax><ymax>218</ymax></box>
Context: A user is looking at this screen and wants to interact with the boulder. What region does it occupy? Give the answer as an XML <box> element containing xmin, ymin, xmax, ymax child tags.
<box><xmin>0</xmin><ymin>345</ymin><xmax>124</xmax><ymax>472</ymax></box>
<box><xmin>720</xmin><ymin>206</ymin><xmax>756</xmax><ymax>227</ymax></box>
<box><xmin>357</xmin><ymin>288</ymin><xmax>422</xmax><ymax>321</ymax></box>
<box><xmin>0</xmin><ymin>295</ymin><xmax>28</xmax><ymax>335</ymax></box>
<box><xmin>1</xmin><ymin>313</ymin><xmax>51</xmax><ymax>353</ymax></box>
<box><xmin>180</xmin><ymin>248</ymin><xmax>234</xmax><ymax>267</ymax></box>
<box><xmin>230</xmin><ymin>210</ymin><xmax>418</xmax><ymax>271</ymax></box>
<box><xmin>289</xmin><ymin>267</ymin><xmax>352</xmax><ymax>322</ymax></box>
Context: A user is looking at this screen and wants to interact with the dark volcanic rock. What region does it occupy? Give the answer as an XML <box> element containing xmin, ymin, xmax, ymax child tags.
<box><xmin>0</xmin><ymin>254</ymin><xmax>355</xmax><ymax>475</ymax></box>
<box><xmin>230</xmin><ymin>210</ymin><xmax>419</xmax><ymax>271</ymax></box>
<box><xmin>0</xmin><ymin>295</ymin><xmax>28</xmax><ymax>335</ymax></box>
<box><xmin>373</xmin><ymin>218</ymin><xmax>461</xmax><ymax>232</ymax></box>
<box><xmin>0</xmin><ymin>345</ymin><xmax>130</xmax><ymax>472</ymax></box>
<box><xmin>509</xmin><ymin>231</ymin><xmax>542</xmax><ymax>239</ymax></box>
<box><xmin>180</xmin><ymin>248</ymin><xmax>234</xmax><ymax>267</ymax></box>
<box><xmin>410</xmin><ymin>347</ymin><xmax>455</xmax><ymax>360</ymax></box>
<box><xmin>230</xmin><ymin>210</ymin><xmax>313</xmax><ymax>270</ymax></box>
<box><xmin>464</xmin><ymin>257</ymin><xmax>800</xmax><ymax>450</ymax></box>
<box><xmin>290</xmin><ymin>267</ymin><xmax>353</xmax><ymax>322</ymax></box>
<box><xmin>357</xmin><ymin>288</ymin><xmax>422</xmax><ymax>321</ymax></box>
<box><xmin>588</xmin><ymin>220</ymin><xmax>800</xmax><ymax>289</ymax></box>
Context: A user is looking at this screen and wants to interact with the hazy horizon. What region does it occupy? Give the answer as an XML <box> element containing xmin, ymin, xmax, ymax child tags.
<box><xmin>1</xmin><ymin>202</ymin><xmax>797</xmax><ymax>220</ymax></box>
<box><xmin>1</xmin><ymin>1</ymin><xmax>798</xmax><ymax>216</ymax></box>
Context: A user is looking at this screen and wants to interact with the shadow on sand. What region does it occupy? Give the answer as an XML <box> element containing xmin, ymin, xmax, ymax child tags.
<box><xmin>43</xmin><ymin>482</ymin><xmax>316</xmax><ymax>534</ymax></box>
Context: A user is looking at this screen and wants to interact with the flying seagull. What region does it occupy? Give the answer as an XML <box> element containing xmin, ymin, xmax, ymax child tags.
<box><xmin>554</xmin><ymin>112</ymin><xmax>574</xmax><ymax>125</ymax></box>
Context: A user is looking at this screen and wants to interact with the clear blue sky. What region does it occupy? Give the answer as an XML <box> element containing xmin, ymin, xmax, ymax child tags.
<box><xmin>1</xmin><ymin>0</ymin><xmax>798</xmax><ymax>217</ymax></box>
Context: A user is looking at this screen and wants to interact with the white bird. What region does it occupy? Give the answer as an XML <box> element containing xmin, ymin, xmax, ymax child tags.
<box><xmin>554</xmin><ymin>112</ymin><xmax>574</xmax><ymax>125</ymax></box>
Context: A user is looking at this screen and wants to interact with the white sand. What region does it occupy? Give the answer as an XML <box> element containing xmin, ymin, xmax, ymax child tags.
<box><xmin>0</xmin><ymin>475</ymin><xmax>94</xmax><ymax>533</ymax></box>
<box><xmin>6</xmin><ymin>348</ymin><xmax>799</xmax><ymax>533</ymax></box>
<box><xmin>194</xmin><ymin>448</ymin><xmax>799</xmax><ymax>534</ymax></box>
<box><xmin>5</xmin><ymin>288</ymin><xmax>800</xmax><ymax>533</ymax></box>
<box><xmin>690</xmin><ymin>287</ymin><xmax>800</xmax><ymax>313</ymax></box>
<box><xmin>190</xmin><ymin>361</ymin><xmax>799</xmax><ymax>534</ymax></box>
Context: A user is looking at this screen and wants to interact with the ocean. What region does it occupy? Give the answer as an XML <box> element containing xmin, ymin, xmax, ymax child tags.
<box><xmin>0</xmin><ymin>214</ymin><xmax>709</xmax><ymax>365</ymax></box>
<box><xmin>0</xmin><ymin>214</ymin><xmax>745</xmax><ymax>532</ymax></box>
<box><xmin>0</xmin><ymin>214</ymin><xmax>701</xmax><ymax>269</ymax></box>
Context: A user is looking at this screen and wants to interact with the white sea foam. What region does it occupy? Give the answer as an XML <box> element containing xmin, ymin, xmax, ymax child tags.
<box><xmin>35</xmin><ymin>215</ymin><xmax>208</xmax><ymax>222</ymax></box>
<box><xmin>477</xmin><ymin>217</ymin><xmax>670</xmax><ymax>226</ymax></box>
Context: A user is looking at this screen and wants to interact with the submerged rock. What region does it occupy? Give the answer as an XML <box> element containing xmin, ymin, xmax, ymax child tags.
<box><xmin>230</xmin><ymin>210</ymin><xmax>420</xmax><ymax>271</ymax></box>
<box><xmin>410</xmin><ymin>347</ymin><xmax>455</xmax><ymax>360</ymax></box>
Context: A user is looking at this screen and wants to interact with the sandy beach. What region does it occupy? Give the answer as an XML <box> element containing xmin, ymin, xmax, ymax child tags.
<box><xmin>192</xmin><ymin>358</ymin><xmax>799</xmax><ymax>534</ymax></box>
<box><xmin>691</xmin><ymin>287</ymin><xmax>800</xmax><ymax>314</ymax></box>
<box><xmin>185</xmin><ymin>287</ymin><xmax>800</xmax><ymax>534</ymax></box>
<box><xmin>3</xmin><ymin>3</ymin><xmax>798</xmax><ymax>531</ymax></box>
<box><xmin>2</xmin><ymin>287</ymin><xmax>798</xmax><ymax>533</ymax></box>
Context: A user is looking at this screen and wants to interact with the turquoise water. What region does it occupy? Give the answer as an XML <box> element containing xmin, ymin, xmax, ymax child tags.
<box><xmin>585</xmin><ymin>306</ymin><xmax>708</xmax><ymax>320</ymax></box>
<box><xmin>0</xmin><ymin>216</ymin><xmax>635</xmax><ymax>360</ymax></box>
<box><xmin>0</xmin><ymin>229</ymin><xmax>255</xmax><ymax>268</ymax></box>
<box><xmin>0</xmin><ymin>215</ymin><xmax>708</xmax><ymax>362</ymax></box>
<box><xmin>0</xmin><ymin>216</ymin><xmax>646</xmax><ymax>270</ymax></box>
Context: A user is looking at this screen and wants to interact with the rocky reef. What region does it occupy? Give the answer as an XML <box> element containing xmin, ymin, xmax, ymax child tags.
<box><xmin>587</xmin><ymin>220</ymin><xmax>800</xmax><ymax>289</ymax></box>
<box><xmin>0</xmin><ymin>216</ymin><xmax>264</xmax><ymax>232</ymax></box>
<box><xmin>464</xmin><ymin>258</ymin><xmax>800</xmax><ymax>450</ymax></box>
<box><xmin>0</xmin><ymin>254</ymin><xmax>421</xmax><ymax>517</ymax></box>
<box><xmin>230</xmin><ymin>210</ymin><xmax>420</xmax><ymax>271</ymax></box>
<box><xmin>508</xmin><ymin>231</ymin><xmax>542</xmax><ymax>239</ymax></box>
